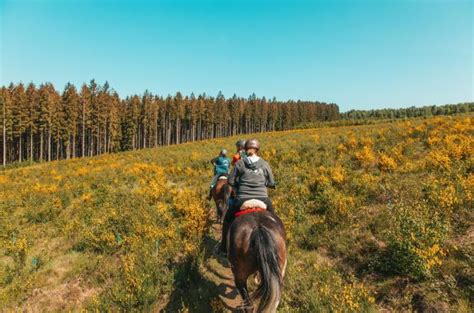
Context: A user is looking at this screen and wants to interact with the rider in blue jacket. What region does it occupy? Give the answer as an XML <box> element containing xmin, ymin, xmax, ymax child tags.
<box><xmin>207</xmin><ymin>149</ymin><xmax>231</xmax><ymax>200</ymax></box>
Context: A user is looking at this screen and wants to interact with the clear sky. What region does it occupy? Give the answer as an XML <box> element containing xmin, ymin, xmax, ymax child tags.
<box><xmin>0</xmin><ymin>0</ymin><xmax>472</xmax><ymax>111</ymax></box>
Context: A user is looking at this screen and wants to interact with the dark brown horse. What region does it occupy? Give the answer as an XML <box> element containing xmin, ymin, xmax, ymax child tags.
<box><xmin>227</xmin><ymin>209</ymin><xmax>287</xmax><ymax>312</ymax></box>
<box><xmin>211</xmin><ymin>175</ymin><xmax>232</xmax><ymax>222</ymax></box>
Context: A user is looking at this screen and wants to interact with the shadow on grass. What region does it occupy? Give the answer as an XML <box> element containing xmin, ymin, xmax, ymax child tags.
<box><xmin>161</xmin><ymin>256</ymin><xmax>221</xmax><ymax>312</ymax></box>
<box><xmin>161</xmin><ymin>229</ymin><xmax>239</xmax><ymax>312</ymax></box>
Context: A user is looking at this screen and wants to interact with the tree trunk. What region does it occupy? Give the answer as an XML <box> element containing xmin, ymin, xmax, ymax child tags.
<box><xmin>82</xmin><ymin>103</ymin><xmax>85</xmax><ymax>157</ymax></box>
<box><xmin>47</xmin><ymin>127</ymin><xmax>51</xmax><ymax>162</ymax></box>
<box><xmin>90</xmin><ymin>130</ymin><xmax>93</xmax><ymax>156</ymax></box>
<box><xmin>18</xmin><ymin>135</ymin><xmax>22</xmax><ymax>163</ymax></box>
<box><xmin>104</xmin><ymin>123</ymin><xmax>107</xmax><ymax>153</ymax></box>
<box><xmin>97</xmin><ymin>125</ymin><xmax>100</xmax><ymax>155</ymax></box>
<box><xmin>167</xmin><ymin>118</ymin><xmax>171</xmax><ymax>145</ymax></box>
<box><xmin>175</xmin><ymin>118</ymin><xmax>180</xmax><ymax>144</ymax></box>
<box><xmin>2</xmin><ymin>107</ymin><xmax>6</xmax><ymax>166</ymax></box>
<box><xmin>198</xmin><ymin>119</ymin><xmax>202</xmax><ymax>141</ymax></box>
<box><xmin>72</xmin><ymin>133</ymin><xmax>76</xmax><ymax>158</ymax></box>
<box><xmin>56</xmin><ymin>138</ymin><xmax>60</xmax><ymax>160</ymax></box>
<box><xmin>137</xmin><ymin>129</ymin><xmax>139</xmax><ymax>149</ymax></box>
<box><xmin>30</xmin><ymin>127</ymin><xmax>33</xmax><ymax>162</ymax></box>
<box><xmin>66</xmin><ymin>136</ymin><xmax>71</xmax><ymax>159</ymax></box>
<box><xmin>40</xmin><ymin>130</ymin><xmax>43</xmax><ymax>162</ymax></box>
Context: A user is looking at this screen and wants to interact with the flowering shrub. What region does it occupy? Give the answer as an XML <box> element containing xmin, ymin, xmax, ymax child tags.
<box><xmin>282</xmin><ymin>253</ymin><xmax>375</xmax><ymax>312</ymax></box>
<box><xmin>330</xmin><ymin>165</ymin><xmax>346</xmax><ymax>184</ymax></box>
<box><xmin>355</xmin><ymin>145</ymin><xmax>376</xmax><ymax>167</ymax></box>
<box><xmin>0</xmin><ymin>114</ymin><xmax>471</xmax><ymax>311</ymax></box>
<box><xmin>380</xmin><ymin>201</ymin><xmax>450</xmax><ymax>279</ymax></box>
<box><xmin>377</xmin><ymin>153</ymin><xmax>397</xmax><ymax>172</ymax></box>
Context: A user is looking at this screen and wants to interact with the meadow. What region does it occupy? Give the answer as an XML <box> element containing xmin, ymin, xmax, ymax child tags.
<box><xmin>0</xmin><ymin>114</ymin><xmax>472</xmax><ymax>312</ymax></box>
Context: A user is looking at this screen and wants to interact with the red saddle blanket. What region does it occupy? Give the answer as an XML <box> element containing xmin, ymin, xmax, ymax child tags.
<box><xmin>235</xmin><ymin>208</ymin><xmax>266</xmax><ymax>218</ymax></box>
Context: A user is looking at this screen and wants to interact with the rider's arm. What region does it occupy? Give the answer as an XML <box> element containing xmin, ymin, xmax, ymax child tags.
<box><xmin>264</xmin><ymin>162</ymin><xmax>276</xmax><ymax>188</ymax></box>
<box><xmin>228</xmin><ymin>162</ymin><xmax>240</xmax><ymax>187</ymax></box>
<box><xmin>231</xmin><ymin>154</ymin><xmax>239</xmax><ymax>166</ymax></box>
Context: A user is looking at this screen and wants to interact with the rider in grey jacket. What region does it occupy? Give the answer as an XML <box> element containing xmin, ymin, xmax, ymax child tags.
<box><xmin>220</xmin><ymin>139</ymin><xmax>276</xmax><ymax>253</ymax></box>
<box><xmin>229</xmin><ymin>154</ymin><xmax>275</xmax><ymax>199</ymax></box>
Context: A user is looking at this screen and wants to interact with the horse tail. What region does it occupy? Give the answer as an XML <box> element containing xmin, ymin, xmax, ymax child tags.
<box><xmin>250</xmin><ymin>226</ymin><xmax>282</xmax><ymax>312</ymax></box>
<box><xmin>222</xmin><ymin>183</ymin><xmax>232</xmax><ymax>212</ymax></box>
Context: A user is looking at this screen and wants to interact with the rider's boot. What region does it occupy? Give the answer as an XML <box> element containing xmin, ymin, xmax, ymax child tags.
<box><xmin>207</xmin><ymin>187</ymin><xmax>213</xmax><ymax>201</ymax></box>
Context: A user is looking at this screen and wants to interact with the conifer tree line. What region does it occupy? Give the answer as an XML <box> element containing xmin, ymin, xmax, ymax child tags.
<box><xmin>341</xmin><ymin>102</ymin><xmax>473</xmax><ymax>120</ymax></box>
<box><xmin>0</xmin><ymin>80</ymin><xmax>339</xmax><ymax>166</ymax></box>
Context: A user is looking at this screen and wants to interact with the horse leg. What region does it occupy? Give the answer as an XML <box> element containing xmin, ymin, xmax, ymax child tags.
<box><xmin>207</xmin><ymin>186</ymin><xmax>213</xmax><ymax>200</ymax></box>
<box><xmin>215</xmin><ymin>200</ymin><xmax>221</xmax><ymax>222</ymax></box>
<box><xmin>220</xmin><ymin>220</ymin><xmax>230</xmax><ymax>253</ymax></box>
<box><xmin>217</xmin><ymin>200</ymin><xmax>223</xmax><ymax>223</ymax></box>
<box><xmin>235</xmin><ymin>279</ymin><xmax>253</xmax><ymax>312</ymax></box>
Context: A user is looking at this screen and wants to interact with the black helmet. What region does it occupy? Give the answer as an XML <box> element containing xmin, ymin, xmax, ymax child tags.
<box><xmin>245</xmin><ymin>139</ymin><xmax>260</xmax><ymax>151</ymax></box>
<box><xmin>235</xmin><ymin>140</ymin><xmax>246</xmax><ymax>148</ymax></box>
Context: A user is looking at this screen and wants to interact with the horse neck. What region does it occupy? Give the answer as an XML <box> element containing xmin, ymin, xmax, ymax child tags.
<box><xmin>214</xmin><ymin>180</ymin><xmax>227</xmax><ymax>196</ymax></box>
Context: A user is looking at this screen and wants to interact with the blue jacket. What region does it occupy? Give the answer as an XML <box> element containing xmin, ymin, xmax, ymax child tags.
<box><xmin>212</xmin><ymin>156</ymin><xmax>231</xmax><ymax>175</ymax></box>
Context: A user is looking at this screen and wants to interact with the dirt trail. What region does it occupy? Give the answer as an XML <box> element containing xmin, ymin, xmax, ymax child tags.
<box><xmin>201</xmin><ymin>220</ymin><xmax>242</xmax><ymax>312</ymax></box>
<box><xmin>157</xmin><ymin>208</ymin><xmax>247</xmax><ymax>312</ymax></box>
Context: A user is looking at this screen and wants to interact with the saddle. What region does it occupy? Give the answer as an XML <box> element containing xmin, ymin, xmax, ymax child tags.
<box><xmin>217</xmin><ymin>173</ymin><xmax>229</xmax><ymax>180</ymax></box>
<box><xmin>235</xmin><ymin>199</ymin><xmax>267</xmax><ymax>217</ymax></box>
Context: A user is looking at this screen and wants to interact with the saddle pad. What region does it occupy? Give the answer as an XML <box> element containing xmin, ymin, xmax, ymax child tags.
<box><xmin>240</xmin><ymin>199</ymin><xmax>267</xmax><ymax>211</ymax></box>
<box><xmin>235</xmin><ymin>208</ymin><xmax>265</xmax><ymax>218</ymax></box>
<box><xmin>218</xmin><ymin>176</ymin><xmax>228</xmax><ymax>180</ymax></box>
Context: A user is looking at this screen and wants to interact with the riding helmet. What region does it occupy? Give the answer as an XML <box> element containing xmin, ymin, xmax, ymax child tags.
<box><xmin>235</xmin><ymin>139</ymin><xmax>246</xmax><ymax>148</ymax></box>
<box><xmin>245</xmin><ymin>139</ymin><xmax>260</xmax><ymax>151</ymax></box>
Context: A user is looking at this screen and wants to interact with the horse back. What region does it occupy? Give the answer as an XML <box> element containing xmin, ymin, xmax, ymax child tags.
<box><xmin>228</xmin><ymin>211</ymin><xmax>286</xmax><ymax>266</ymax></box>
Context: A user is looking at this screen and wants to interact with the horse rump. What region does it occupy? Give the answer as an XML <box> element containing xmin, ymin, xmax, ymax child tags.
<box><xmin>250</xmin><ymin>226</ymin><xmax>282</xmax><ymax>312</ymax></box>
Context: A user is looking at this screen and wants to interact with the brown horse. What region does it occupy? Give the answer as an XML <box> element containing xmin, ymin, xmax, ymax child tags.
<box><xmin>211</xmin><ymin>175</ymin><xmax>232</xmax><ymax>223</ymax></box>
<box><xmin>227</xmin><ymin>209</ymin><xmax>287</xmax><ymax>312</ymax></box>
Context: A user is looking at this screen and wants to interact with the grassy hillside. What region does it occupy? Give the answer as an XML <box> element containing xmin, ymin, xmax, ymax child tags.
<box><xmin>0</xmin><ymin>115</ymin><xmax>472</xmax><ymax>311</ymax></box>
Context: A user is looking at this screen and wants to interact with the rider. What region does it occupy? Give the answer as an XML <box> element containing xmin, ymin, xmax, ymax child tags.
<box><xmin>207</xmin><ymin>149</ymin><xmax>231</xmax><ymax>200</ymax></box>
<box><xmin>232</xmin><ymin>139</ymin><xmax>247</xmax><ymax>166</ymax></box>
<box><xmin>219</xmin><ymin>139</ymin><xmax>276</xmax><ymax>253</ymax></box>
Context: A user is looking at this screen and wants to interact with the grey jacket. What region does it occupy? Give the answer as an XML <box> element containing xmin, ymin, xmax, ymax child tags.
<box><xmin>229</xmin><ymin>157</ymin><xmax>275</xmax><ymax>199</ymax></box>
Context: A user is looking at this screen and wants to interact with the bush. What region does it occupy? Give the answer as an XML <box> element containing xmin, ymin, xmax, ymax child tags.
<box><xmin>380</xmin><ymin>201</ymin><xmax>450</xmax><ymax>280</ymax></box>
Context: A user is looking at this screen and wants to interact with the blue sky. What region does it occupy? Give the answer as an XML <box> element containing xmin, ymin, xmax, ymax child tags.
<box><xmin>0</xmin><ymin>0</ymin><xmax>472</xmax><ymax>111</ymax></box>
